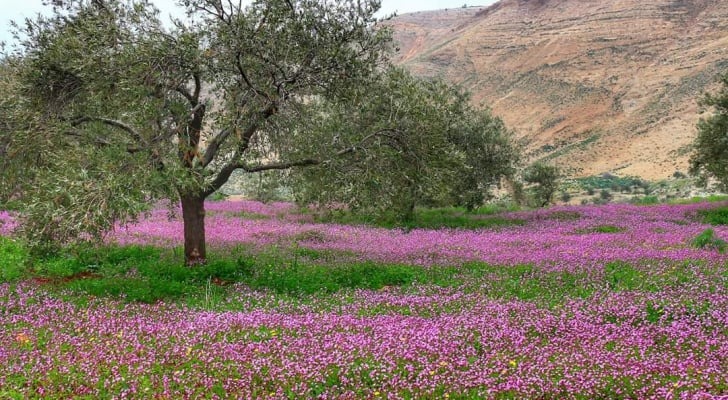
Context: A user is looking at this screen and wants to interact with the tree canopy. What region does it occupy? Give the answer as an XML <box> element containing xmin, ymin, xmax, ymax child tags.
<box><xmin>690</xmin><ymin>71</ymin><xmax>728</xmax><ymax>189</ymax></box>
<box><xmin>523</xmin><ymin>163</ymin><xmax>560</xmax><ymax>207</ymax></box>
<box><xmin>288</xmin><ymin>68</ymin><xmax>519</xmax><ymax>219</ymax></box>
<box><xmin>1</xmin><ymin>0</ymin><xmax>520</xmax><ymax>264</ymax></box>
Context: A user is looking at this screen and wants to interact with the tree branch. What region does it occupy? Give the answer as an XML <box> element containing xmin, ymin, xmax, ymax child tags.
<box><xmin>201</xmin><ymin>128</ymin><xmax>404</xmax><ymax>197</ymax></box>
<box><xmin>70</xmin><ymin>116</ymin><xmax>143</xmax><ymax>144</ymax></box>
<box><xmin>192</xmin><ymin>72</ymin><xmax>201</xmax><ymax>104</ymax></box>
<box><xmin>171</xmin><ymin>71</ymin><xmax>201</xmax><ymax>106</ymax></box>
<box><xmin>63</xmin><ymin>131</ymin><xmax>143</xmax><ymax>154</ymax></box>
<box><xmin>200</xmin><ymin>103</ymin><xmax>278</xmax><ymax>195</ymax></box>
<box><xmin>174</xmin><ymin>85</ymin><xmax>195</xmax><ymax>105</ymax></box>
<box><xmin>201</xmin><ymin>127</ymin><xmax>233</xmax><ymax>167</ymax></box>
<box><xmin>240</xmin><ymin>158</ymin><xmax>320</xmax><ymax>173</ymax></box>
<box><xmin>235</xmin><ymin>52</ymin><xmax>267</xmax><ymax>101</ymax></box>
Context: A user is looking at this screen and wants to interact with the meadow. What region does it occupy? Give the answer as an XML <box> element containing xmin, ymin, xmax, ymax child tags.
<box><xmin>0</xmin><ymin>201</ymin><xmax>726</xmax><ymax>399</ymax></box>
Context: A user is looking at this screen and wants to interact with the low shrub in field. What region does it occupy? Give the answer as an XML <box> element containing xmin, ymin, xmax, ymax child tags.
<box><xmin>691</xmin><ymin>229</ymin><xmax>727</xmax><ymax>252</ymax></box>
<box><xmin>631</xmin><ymin>195</ymin><xmax>660</xmax><ymax>205</ymax></box>
<box><xmin>698</xmin><ymin>206</ymin><xmax>728</xmax><ymax>225</ymax></box>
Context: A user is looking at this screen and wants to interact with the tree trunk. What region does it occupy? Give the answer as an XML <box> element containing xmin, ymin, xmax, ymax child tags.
<box><xmin>180</xmin><ymin>193</ymin><xmax>206</xmax><ymax>265</ymax></box>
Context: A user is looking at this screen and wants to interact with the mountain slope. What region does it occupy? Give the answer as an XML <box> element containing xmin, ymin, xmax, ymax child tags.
<box><xmin>388</xmin><ymin>0</ymin><xmax>728</xmax><ymax>179</ymax></box>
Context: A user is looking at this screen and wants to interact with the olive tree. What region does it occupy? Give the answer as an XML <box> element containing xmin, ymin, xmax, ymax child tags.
<box><xmin>523</xmin><ymin>162</ymin><xmax>560</xmax><ymax>207</ymax></box>
<box><xmin>287</xmin><ymin>68</ymin><xmax>520</xmax><ymax>220</ymax></box>
<box><xmin>3</xmin><ymin>0</ymin><xmax>521</xmax><ymax>264</ymax></box>
<box><xmin>690</xmin><ymin>71</ymin><xmax>728</xmax><ymax>189</ymax></box>
<box><xmin>2</xmin><ymin>0</ymin><xmax>391</xmax><ymax>264</ymax></box>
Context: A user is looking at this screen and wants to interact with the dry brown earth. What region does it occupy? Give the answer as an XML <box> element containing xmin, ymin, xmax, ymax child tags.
<box><xmin>387</xmin><ymin>0</ymin><xmax>728</xmax><ymax>179</ymax></box>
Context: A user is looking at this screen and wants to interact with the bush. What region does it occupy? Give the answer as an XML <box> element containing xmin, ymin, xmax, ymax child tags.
<box><xmin>691</xmin><ymin>229</ymin><xmax>727</xmax><ymax>252</ymax></box>
<box><xmin>523</xmin><ymin>163</ymin><xmax>560</xmax><ymax>207</ymax></box>
<box><xmin>209</xmin><ymin>191</ymin><xmax>229</xmax><ymax>201</ymax></box>
<box><xmin>631</xmin><ymin>195</ymin><xmax>659</xmax><ymax>205</ymax></box>
<box><xmin>600</xmin><ymin>189</ymin><xmax>612</xmax><ymax>201</ymax></box>
<box><xmin>698</xmin><ymin>207</ymin><xmax>728</xmax><ymax>225</ymax></box>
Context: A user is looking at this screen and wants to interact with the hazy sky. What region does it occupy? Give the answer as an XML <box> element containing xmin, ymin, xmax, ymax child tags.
<box><xmin>1</xmin><ymin>0</ymin><xmax>498</xmax><ymax>48</ymax></box>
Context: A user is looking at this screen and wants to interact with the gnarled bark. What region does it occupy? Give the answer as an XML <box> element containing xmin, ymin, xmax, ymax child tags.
<box><xmin>180</xmin><ymin>193</ymin><xmax>206</xmax><ymax>265</ymax></box>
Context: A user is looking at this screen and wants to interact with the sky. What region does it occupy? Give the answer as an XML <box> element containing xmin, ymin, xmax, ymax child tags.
<box><xmin>0</xmin><ymin>0</ymin><xmax>498</xmax><ymax>48</ymax></box>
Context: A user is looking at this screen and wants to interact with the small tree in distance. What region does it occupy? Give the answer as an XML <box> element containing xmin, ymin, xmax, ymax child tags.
<box><xmin>523</xmin><ymin>163</ymin><xmax>560</xmax><ymax>207</ymax></box>
<box><xmin>690</xmin><ymin>71</ymin><xmax>728</xmax><ymax>189</ymax></box>
<box><xmin>289</xmin><ymin>68</ymin><xmax>519</xmax><ymax>221</ymax></box>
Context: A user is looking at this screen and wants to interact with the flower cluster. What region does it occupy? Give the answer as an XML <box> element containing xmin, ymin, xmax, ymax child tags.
<box><xmin>0</xmin><ymin>210</ymin><xmax>17</xmax><ymax>236</ymax></box>
<box><xmin>114</xmin><ymin>202</ymin><xmax>728</xmax><ymax>269</ymax></box>
<box><xmin>1</xmin><ymin>201</ymin><xmax>727</xmax><ymax>398</ymax></box>
<box><xmin>0</xmin><ymin>282</ymin><xmax>725</xmax><ymax>399</ymax></box>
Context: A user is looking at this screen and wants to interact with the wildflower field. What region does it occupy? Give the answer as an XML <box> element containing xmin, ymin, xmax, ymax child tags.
<box><xmin>0</xmin><ymin>201</ymin><xmax>727</xmax><ymax>399</ymax></box>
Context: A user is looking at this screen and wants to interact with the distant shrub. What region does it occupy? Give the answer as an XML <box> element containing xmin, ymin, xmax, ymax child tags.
<box><xmin>631</xmin><ymin>195</ymin><xmax>659</xmax><ymax>205</ymax></box>
<box><xmin>600</xmin><ymin>189</ymin><xmax>612</xmax><ymax>202</ymax></box>
<box><xmin>523</xmin><ymin>163</ymin><xmax>560</xmax><ymax>207</ymax></box>
<box><xmin>577</xmin><ymin>174</ymin><xmax>646</xmax><ymax>192</ymax></box>
<box><xmin>691</xmin><ymin>229</ymin><xmax>726</xmax><ymax>252</ymax></box>
<box><xmin>559</xmin><ymin>191</ymin><xmax>572</xmax><ymax>203</ymax></box>
<box><xmin>209</xmin><ymin>191</ymin><xmax>229</xmax><ymax>201</ymax></box>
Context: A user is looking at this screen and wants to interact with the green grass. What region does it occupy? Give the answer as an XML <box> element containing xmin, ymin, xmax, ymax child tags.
<box><xmin>576</xmin><ymin>225</ymin><xmax>626</xmax><ymax>234</ymax></box>
<box><xmin>631</xmin><ymin>196</ymin><xmax>660</xmax><ymax>205</ymax></box>
<box><xmin>545</xmin><ymin>210</ymin><xmax>582</xmax><ymax>221</ymax></box>
<box><xmin>0</xmin><ymin>240</ymin><xmax>714</xmax><ymax>308</ymax></box>
<box><xmin>697</xmin><ymin>206</ymin><xmax>728</xmax><ymax>225</ymax></box>
<box><xmin>0</xmin><ymin>200</ymin><xmax>24</xmax><ymax>211</ymax></box>
<box><xmin>673</xmin><ymin>195</ymin><xmax>728</xmax><ymax>204</ymax></box>
<box><xmin>690</xmin><ymin>229</ymin><xmax>727</xmax><ymax>252</ymax></box>
<box><xmin>604</xmin><ymin>261</ymin><xmax>646</xmax><ymax>291</ymax></box>
<box><xmin>0</xmin><ymin>237</ymin><xmax>27</xmax><ymax>281</ymax></box>
<box><xmin>315</xmin><ymin>206</ymin><xmax>524</xmax><ymax>230</ymax></box>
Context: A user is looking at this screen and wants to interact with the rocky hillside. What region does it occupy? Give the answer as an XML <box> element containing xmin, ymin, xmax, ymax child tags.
<box><xmin>388</xmin><ymin>0</ymin><xmax>728</xmax><ymax>179</ymax></box>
